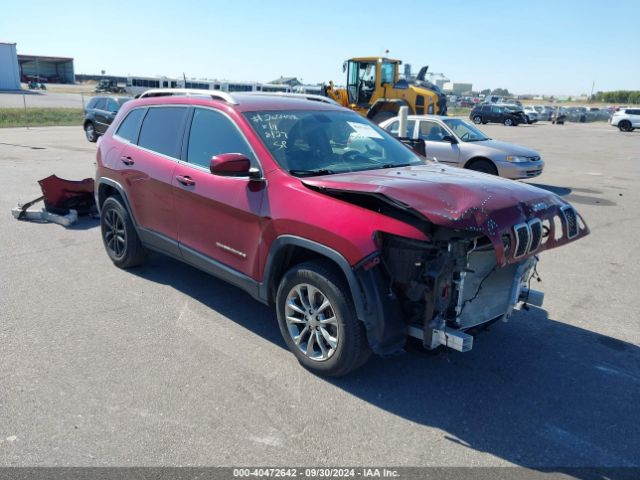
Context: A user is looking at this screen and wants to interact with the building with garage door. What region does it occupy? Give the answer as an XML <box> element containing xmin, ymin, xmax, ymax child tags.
<box><xmin>0</xmin><ymin>41</ymin><xmax>21</xmax><ymax>90</ymax></box>
<box><xmin>18</xmin><ymin>54</ymin><xmax>75</xmax><ymax>84</ymax></box>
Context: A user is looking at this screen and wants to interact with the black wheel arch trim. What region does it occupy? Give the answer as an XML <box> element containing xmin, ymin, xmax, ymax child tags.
<box><xmin>96</xmin><ymin>177</ymin><xmax>137</xmax><ymax>225</ymax></box>
<box><xmin>260</xmin><ymin>236</ymin><xmax>406</xmax><ymax>355</ymax></box>
<box><xmin>463</xmin><ymin>156</ymin><xmax>495</xmax><ymax>170</ymax></box>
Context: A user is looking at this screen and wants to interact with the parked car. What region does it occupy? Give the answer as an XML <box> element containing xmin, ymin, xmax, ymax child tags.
<box><xmin>522</xmin><ymin>106</ymin><xmax>539</xmax><ymax>124</ymax></box>
<box><xmin>380</xmin><ymin>115</ymin><xmax>544</xmax><ymax>179</ymax></box>
<box><xmin>83</xmin><ymin>96</ymin><xmax>132</xmax><ymax>142</ymax></box>
<box><xmin>470</xmin><ymin>104</ymin><xmax>525</xmax><ymax>126</ymax></box>
<box><xmin>610</xmin><ymin>107</ymin><xmax>640</xmax><ymax>132</ymax></box>
<box><xmin>565</xmin><ymin>107</ymin><xmax>588</xmax><ymax>123</ymax></box>
<box><xmin>536</xmin><ymin>105</ymin><xmax>556</xmax><ymax>121</ymax></box>
<box><xmin>95</xmin><ymin>89</ymin><xmax>588</xmax><ymax>376</ymax></box>
<box><xmin>550</xmin><ymin>107</ymin><xmax>567</xmax><ymax>125</ymax></box>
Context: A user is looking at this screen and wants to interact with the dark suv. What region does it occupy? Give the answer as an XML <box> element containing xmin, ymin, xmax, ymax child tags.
<box><xmin>95</xmin><ymin>90</ymin><xmax>588</xmax><ymax>376</ymax></box>
<box><xmin>83</xmin><ymin>96</ymin><xmax>131</xmax><ymax>142</ymax></box>
<box><xmin>470</xmin><ymin>104</ymin><xmax>526</xmax><ymax>126</ymax></box>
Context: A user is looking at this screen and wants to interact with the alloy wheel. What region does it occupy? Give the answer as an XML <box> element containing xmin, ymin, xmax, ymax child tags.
<box><xmin>285</xmin><ymin>283</ymin><xmax>339</xmax><ymax>361</ymax></box>
<box><xmin>102</xmin><ymin>208</ymin><xmax>126</xmax><ymax>258</ymax></box>
<box><xmin>85</xmin><ymin>124</ymin><xmax>95</xmax><ymax>141</ymax></box>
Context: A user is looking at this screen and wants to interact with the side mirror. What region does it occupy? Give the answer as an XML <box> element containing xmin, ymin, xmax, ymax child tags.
<box><xmin>442</xmin><ymin>135</ymin><xmax>457</xmax><ymax>144</ymax></box>
<box><xmin>210</xmin><ymin>153</ymin><xmax>261</xmax><ymax>179</ymax></box>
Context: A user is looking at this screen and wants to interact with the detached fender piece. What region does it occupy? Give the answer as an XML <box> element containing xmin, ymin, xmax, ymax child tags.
<box><xmin>353</xmin><ymin>257</ymin><xmax>407</xmax><ymax>355</ymax></box>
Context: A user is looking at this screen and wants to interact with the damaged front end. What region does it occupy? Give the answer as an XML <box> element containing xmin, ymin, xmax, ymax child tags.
<box><xmin>302</xmin><ymin>166</ymin><xmax>589</xmax><ymax>354</ymax></box>
<box><xmin>373</xmin><ymin>231</ymin><xmax>541</xmax><ymax>353</ymax></box>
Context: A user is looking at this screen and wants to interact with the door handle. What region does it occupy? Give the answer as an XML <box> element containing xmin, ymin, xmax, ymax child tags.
<box><xmin>120</xmin><ymin>155</ymin><xmax>134</xmax><ymax>166</ymax></box>
<box><xmin>176</xmin><ymin>175</ymin><xmax>195</xmax><ymax>186</ymax></box>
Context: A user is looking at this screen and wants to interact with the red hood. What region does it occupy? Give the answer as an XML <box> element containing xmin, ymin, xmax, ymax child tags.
<box><xmin>302</xmin><ymin>164</ymin><xmax>588</xmax><ymax>265</ymax></box>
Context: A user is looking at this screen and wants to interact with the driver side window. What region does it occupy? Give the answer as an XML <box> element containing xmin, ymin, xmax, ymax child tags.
<box><xmin>187</xmin><ymin>108</ymin><xmax>255</xmax><ymax>169</ymax></box>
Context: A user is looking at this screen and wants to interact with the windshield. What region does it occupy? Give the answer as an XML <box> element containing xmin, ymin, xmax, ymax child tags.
<box><xmin>442</xmin><ymin>118</ymin><xmax>489</xmax><ymax>142</ymax></box>
<box><xmin>244</xmin><ymin>110</ymin><xmax>424</xmax><ymax>176</ymax></box>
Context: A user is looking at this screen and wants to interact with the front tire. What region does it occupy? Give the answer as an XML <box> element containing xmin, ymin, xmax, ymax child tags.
<box><xmin>276</xmin><ymin>261</ymin><xmax>371</xmax><ymax>377</ymax></box>
<box><xmin>467</xmin><ymin>159</ymin><xmax>498</xmax><ymax>175</ymax></box>
<box><xmin>473</xmin><ymin>115</ymin><xmax>482</xmax><ymax>124</ymax></box>
<box><xmin>100</xmin><ymin>196</ymin><xmax>146</xmax><ymax>268</ymax></box>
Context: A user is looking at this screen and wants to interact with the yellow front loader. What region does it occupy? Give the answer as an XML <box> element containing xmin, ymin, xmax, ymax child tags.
<box><xmin>324</xmin><ymin>57</ymin><xmax>447</xmax><ymax>123</ymax></box>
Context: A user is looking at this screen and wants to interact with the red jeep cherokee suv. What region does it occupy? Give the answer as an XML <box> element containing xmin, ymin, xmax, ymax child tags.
<box><xmin>95</xmin><ymin>89</ymin><xmax>589</xmax><ymax>376</ymax></box>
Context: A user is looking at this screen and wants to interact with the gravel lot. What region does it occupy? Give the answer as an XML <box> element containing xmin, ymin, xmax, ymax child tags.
<box><xmin>0</xmin><ymin>122</ymin><xmax>638</xmax><ymax>469</ymax></box>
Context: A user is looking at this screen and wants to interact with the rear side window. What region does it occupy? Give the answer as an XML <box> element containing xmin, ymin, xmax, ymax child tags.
<box><xmin>138</xmin><ymin>107</ymin><xmax>189</xmax><ymax>158</ymax></box>
<box><xmin>106</xmin><ymin>98</ymin><xmax>119</xmax><ymax>112</ymax></box>
<box><xmin>386</xmin><ymin>120</ymin><xmax>415</xmax><ymax>137</ymax></box>
<box><xmin>187</xmin><ymin>108</ymin><xmax>255</xmax><ymax>168</ymax></box>
<box><xmin>115</xmin><ymin>108</ymin><xmax>146</xmax><ymax>143</ymax></box>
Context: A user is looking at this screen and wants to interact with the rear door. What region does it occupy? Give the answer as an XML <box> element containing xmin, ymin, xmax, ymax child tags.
<box><xmin>480</xmin><ymin>104</ymin><xmax>490</xmax><ymax>120</ymax></box>
<box><xmin>93</xmin><ymin>98</ymin><xmax>110</xmax><ymax>133</ymax></box>
<box><xmin>490</xmin><ymin>106</ymin><xmax>502</xmax><ymax>122</ymax></box>
<box><xmin>114</xmin><ymin>106</ymin><xmax>189</xmax><ymax>249</ymax></box>
<box><xmin>173</xmin><ymin>107</ymin><xmax>266</xmax><ymax>279</ymax></box>
<box><xmin>417</xmin><ymin>120</ymin><xmax>460</xmax><ymax>165</ymax></box>
<box><xmin>630</xmin><ymin>109</ymin><xmax>640</xmax><ymax>127</ymax></box>
<box><xmin>102</xmin><ymin>98</ymin><xmax>121</xmax><ymax>133</ymax></box>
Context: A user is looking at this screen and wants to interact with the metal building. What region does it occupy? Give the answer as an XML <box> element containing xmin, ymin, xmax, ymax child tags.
<box><xmin>0</xmin><ymin>41</ymin><xmax>21</xmax><ymax>90</ymax></box>
<box><xmin>442</xmin><ymin>82</ymin><xmax>473</xmax><ymax>95</ymax></box>
<box><xmin>18</xmin><ymin>54</ymin><xmax>75</xmax><ymax>84</ymax></box>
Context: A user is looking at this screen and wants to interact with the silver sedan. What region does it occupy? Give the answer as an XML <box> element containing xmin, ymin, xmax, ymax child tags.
<box><xmin>380</xmin><ymin>115</ymin><xmax>544</xmax><ymax>179</ymax></box>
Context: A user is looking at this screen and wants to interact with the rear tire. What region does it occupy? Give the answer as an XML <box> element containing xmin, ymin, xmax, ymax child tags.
<box><xmin>618</xmin><ymin>120</ymin><xmax>633</xmax><ymax>132</ymax></box>
<box><xmin>276</xmin><ymin>260</ymin><xmax>371</xmax><ymax>377</ymax></box>
<box><xmin>84</xmin><ymin>122</ymin><xmax>97</xmax><ymax>142</ymax></box>
<box><xmin>504</xmin><ymin>117</ymin><xmax>513</xmax><ymax>126</ymax></box>
<box><xmin>100</xmin><ymin>196</ymin><xmax>146</xmax><ymax>268</ymax></box>
<box><xmin>467</xmin><ymin>159</ymin><xmax>498</xmax><ymax>175</ymax></box>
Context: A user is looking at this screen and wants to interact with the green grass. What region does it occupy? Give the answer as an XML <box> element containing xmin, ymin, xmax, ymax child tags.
<box><xmin>0</xmin><ymin>108</ymin><xmax>84</xmax><ymax>128</ymax></box>
<box><xmin>447</xmin><ymin>107</ymin><xmax>472</xmax><ymax>117</ymax></box>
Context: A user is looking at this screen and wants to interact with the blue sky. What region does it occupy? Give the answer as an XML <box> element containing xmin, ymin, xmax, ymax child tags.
<box><xmin>1</xmin><ymin>0</ymin><xmax>638</xmax><ymax>95</ymax></box>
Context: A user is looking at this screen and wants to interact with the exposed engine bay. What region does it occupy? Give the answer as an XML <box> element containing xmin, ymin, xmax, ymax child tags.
<box><xmin>378</xmin><ymin>231</ymin><xmax>541</xmax><ymax>352</ymax></box>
